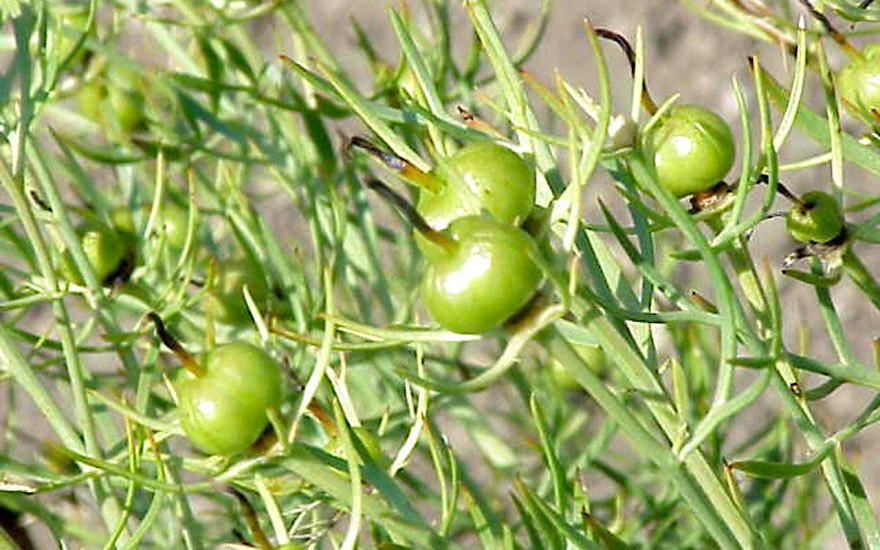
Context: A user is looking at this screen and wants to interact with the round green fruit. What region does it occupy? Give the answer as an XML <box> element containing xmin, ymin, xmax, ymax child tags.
<box><xmin>418</xmin><ymin>141</ymin><xmax>535</xmax><ymax>232</ymax></box>
<box><xmin>106</xmin><ymin>85</ymin><xmax>146</xmax><ymax>134</ymax></box>
<box><xmin>786</xmin><ymin>191</ymin><xmax>845</xmax><ymax>244</ymax></box>
<box><xmin>642</xmin><ymin>104</ymin><xmax>735</xmax><ymax>198</ymax></box>
<box><xmin>62</xmin><ymin>222</ymin><xmax>127</xmax><ymax>285</ymax></box>
<box><xmin>109</xmin><ymin>206</ymin><xmax>136</xmax><ymax>240</ymax></box>
<box><xmin>156</xmin><ymin>202</ymin><xmax>189</xmax><ymax>251</ymax></box>
<box><xmin>75</xmin><ymin>80</ymin><xmax>105</xmax><ymax>125</ymax></box>
<box><xmin>203</xmin><ymin>257</ymin><xmax>269</xmax><ymax>324</ymax></box>
<box><xmin>76</xmin><ymin>66</ymin><xmax>147</xmax><ymax>135</ymax></box>
<box><xmin>176</xmin><ymin>342</ymin><xmax>283</xmax><ymax>455</ymax></box>
<box><xmin>81</xmin><ymin>223</ymin><xmax>128</xmax><ymax>283</ymax></box>
<box><xmin>836</xmin><ymin>44</ymin><xmax>880</xmax><ymax>125</ymax></box>
<box><xmin>421</xmin><ymin>216</ymin><xmax>544</xmax><ymax>335</ymax></box>
<box><xmin>550</xmin><ymin>343</ymin><xmax>606</xmax><ymax>390</ymax></box>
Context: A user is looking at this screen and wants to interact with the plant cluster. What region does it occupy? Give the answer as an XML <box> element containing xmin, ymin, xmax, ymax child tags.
<box><xmin>1</xmin><ymin>1</ymin><xmax>880</xmax><ymax>549</ymax></box>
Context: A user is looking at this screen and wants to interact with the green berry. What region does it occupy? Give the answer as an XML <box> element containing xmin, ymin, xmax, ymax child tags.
<box><xmin>56</xmin><ymin>6</ymin><xmax>92</xmax><ymax>67</ymax></box>
<box><xmin>550</xmin><ymin>343</ymin><xmax>606</xmax><ymax>390</ymax></box>
<box><xmin>76</xmin><ymin>65</ymin><xmax>147</xmax><ymax>135</ymax></box>
<box><xmin>176</xmin><ymin>342</ymin><xmax>283</xmax><ymax>455</ymax></box>
<box><xmin>786</xmin><ymin>191</ymin><xmax>845</xmax><ymax>244</ymax></box>
<box><xmin>418</xmin><ymin>141</ymin><xmax>535</xmax><ymax>231</ymax></box>
<box><xmin>642</xmin><ymin>104</ymin><xmax>735</xmax><ymax>198</ymax></box>
<box><xmin>421</xmin><ymin>216</ymin><xmax>544</xmax><ymax>334</ymax></box>
<box><xmin>62</xmin><ymin>222</ymin><xmax>127</xmax><ymax>285</ymax></box>
<box><xmin>836</xmin><ymin>44</ymin><xmax>880</xmax><ymax>125</ymax></box>
<box><xmin>76</xmin><ymin>80</ymin><xmax>105</xmax><ymax>125</ymax></box>
<box><xmin>156</xmin><ymin>203</ymin><xmax>189</xmax><ymax>251</ymax></box>
<box><xmin>109</xmin><ymin>206</ymin><xmax>136</xmax><ymax>240</ymax></box>
<box><xmin>107</xmin><ymin>85</ymin><xmax>146</xmax><ymax>134</ymax></box>
<box><xmin>81</xmin><ymin>223</ymin><xmax>128</xmax><ymax>283</ymax></box>
<box><xmin>203</xmin><ymin>257</ymin><xmax>269</xmax><ymax>324</ymax></box>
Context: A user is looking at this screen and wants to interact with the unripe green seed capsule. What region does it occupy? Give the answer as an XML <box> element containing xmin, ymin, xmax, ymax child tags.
<box><xmin>421</xmin><ymin>216</ymin><xmax>544</xmax><ymax>335</ymax></box>
<box><xmin>786</xmin><ymin>191</ymin><xmax>845</xmax><ymax>244</ymax></box>
<box><xmin>203</xmin><ymin>257</ymin><xmax>269</xmax><ymax>325</ymax></box>
<box><xmin>836</xmin><ymin>44</ymin><xmax>880</xmax><ymax>125</ymax></box>
<box><xmin>418</xmin><ymin>141</ymin><xmax>535</xmax><ymax>232</ymax></box>
<box><xmin>176</xmin><ymin>342</ymin><xmax>283</xmax><ymax>455</ymax></box>
<box><xmin>643</xmin><ymin>104</ymin><xmax>735</xmax><ymax>198</ymax></box>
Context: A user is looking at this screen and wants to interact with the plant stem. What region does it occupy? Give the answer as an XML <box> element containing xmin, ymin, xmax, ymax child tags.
<box><xmin>842</xmin><ymin>246</ymin><xmax>880</xmax><ymax>310</ymax></box>
<box><xmin>0</xmin><ymin>159</ymin><xmax>122</xmax><ymax>535</ymax></box>
<box><xmin>707</xmin><ymin>216</ymin><xmax>769</xmax><ymax>320</ymax></box>
<box><xmin>348</xmin><ymin>137</ymin><xmax>443</xmax><ymax>193</ymax></box>
<box><xmin>541</xmin><ymin>322</ymin><xmax>757</xmax><ymax>549</ymax></box>
<box><xmin>147</xmin><ymin>313</ymin><xmax>204</xmax><ymax>377</ymax></box>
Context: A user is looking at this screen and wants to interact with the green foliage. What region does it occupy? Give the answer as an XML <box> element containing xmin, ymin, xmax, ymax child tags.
<box><xmin>0</xmin><ymin>0</ymin><xmax>879</xmax><ymax>548</ymax></box>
